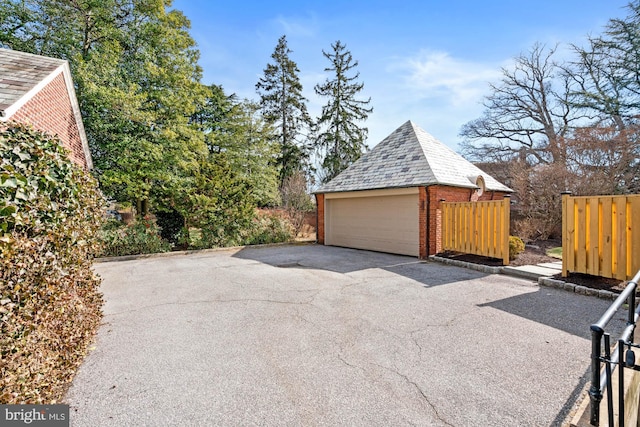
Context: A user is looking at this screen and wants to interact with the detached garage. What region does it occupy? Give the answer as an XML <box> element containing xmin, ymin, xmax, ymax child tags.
<box><xmin>315</xmin><ymin>120</ymin><xmax>512</xmax><ymax>259</ymax></box>
<box><xmin>325</xmin><ymin>188</ymin><xmax>420</xmax><ymax>256</ymax></box>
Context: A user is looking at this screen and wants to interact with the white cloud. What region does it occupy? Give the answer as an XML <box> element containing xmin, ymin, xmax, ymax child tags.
<box><xmin>273</xmin><ymin>14</ymin><xmax>319</xmax><ymax>38</ymax></box>
<box><xmin>343</xmin><ymin>49</ymin><xmax>511</xmax><ymax>151</ymax></box>
<box><xmin>392</xmin><ymin>50</ymin><xmax>503</xmax><ymax>107</ymax></box>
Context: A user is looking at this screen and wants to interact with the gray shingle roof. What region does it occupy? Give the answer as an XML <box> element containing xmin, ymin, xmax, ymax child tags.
<box><xmin>316</xmin><ymin>120</ymin><xmax>512</xmax><ymax>193</ymax></box>
<box><xmin>0</xmin><ymin>48</ymin><xmax>66</xmax><ymax>116</ymax></box>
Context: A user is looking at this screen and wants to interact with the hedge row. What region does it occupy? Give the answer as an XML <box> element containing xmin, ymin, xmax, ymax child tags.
<box><xmin>1</xmin><ymin>123</ymin><xmax>104</xmax><ymax>403</ymax></box>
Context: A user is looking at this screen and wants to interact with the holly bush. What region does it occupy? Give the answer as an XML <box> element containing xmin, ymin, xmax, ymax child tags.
<box><xmin>0</xmin><ymin>123</ymin><xmax>104</xmax><ymax>403</ymax></box>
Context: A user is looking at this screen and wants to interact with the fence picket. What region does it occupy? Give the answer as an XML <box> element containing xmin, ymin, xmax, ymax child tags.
<box><xmin>441</xmin><ymin>198</ymin><xmax>510</xmax><ymax>265</ymax></box>
<box><xmin>588</xmin><ymin>198</ymin><xmax>600</xmax><ymax>276</ymax></box>
<box><xmin>562</xmin><ymin>194</ymin><xmax>640</xmax><ymax>280</ymax></box>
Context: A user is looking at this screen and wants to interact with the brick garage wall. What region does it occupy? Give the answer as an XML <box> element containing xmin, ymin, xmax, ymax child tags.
<box><xmin>425</xmin><ymin>185</ymin><xmax>509</xmax><ymax>256</ymax></box>
<box><xmin>315</xmin><ymin>193</ymin><xmax>325</xmax><ymax>244</ymax></box>
<box><xmin>11</xmin><ymin>72</ymin><xmax>88</xmax><ymax>169</ymax></box>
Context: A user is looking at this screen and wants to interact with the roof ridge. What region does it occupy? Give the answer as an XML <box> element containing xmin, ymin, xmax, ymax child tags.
<box><xmin>0</xmin><ymin>47</ymin><xmax>66</xmax><ymax>64</ymax></box>
<box><xmin>315</xmin><ymin>120</ymin><xmax>512</xmax><ymax>194</ymax></box>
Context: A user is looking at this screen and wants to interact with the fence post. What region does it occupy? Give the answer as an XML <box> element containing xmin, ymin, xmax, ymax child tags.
<box><xmin>590</xmin><ymin>324</ymin><xmax>604</xmax><ymax>426</ymax></box>
<box><xmin>503</xmin><ymin>196</ymin><xmax>510</xmax><ymax>266</ymax></box>
<box><xmin>562</xmin><ymin>191</ymin><xmax>572</xmax><ymax>278</ymax></box>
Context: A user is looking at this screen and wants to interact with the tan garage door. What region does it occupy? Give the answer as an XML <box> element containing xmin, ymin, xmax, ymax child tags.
<box><xmin>325</xmin><ymin>191</ymin><xmax>419</xmax><ymax>256</ymax></box>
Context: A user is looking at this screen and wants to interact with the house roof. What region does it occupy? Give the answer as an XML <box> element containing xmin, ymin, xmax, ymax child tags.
<box><xmin>0</xmin><ymin>48</ymin><xmax>92</xmax><ymax>169</ymax></box>
<box><xmin>0</xmin><ymin>48</ymin><xmax>67</xmax><ymax>117</ymax></box>
<box><xmin>315</xmin><ymin>120</ymin><xmax>512</xmax><ymax>194</ymax></box>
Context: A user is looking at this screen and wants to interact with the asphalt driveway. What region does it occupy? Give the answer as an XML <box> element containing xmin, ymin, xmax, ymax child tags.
<box><xmin>65</xmin><ymin>244</ymin><xmax>624</xmax><ymax>426</ymax></box>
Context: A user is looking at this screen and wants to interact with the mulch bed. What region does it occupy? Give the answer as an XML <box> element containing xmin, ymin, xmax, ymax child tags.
<box><xmin>437</xmin><ymin>239</ymin><xmax>629</xmax><ymax>294</ymax></box>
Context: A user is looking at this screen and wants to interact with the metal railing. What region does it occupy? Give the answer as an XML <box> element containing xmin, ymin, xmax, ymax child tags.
<box><xmin>590</xmin><ymin>268</ymin><xmax>640</xmax><ymax>426</ymax></box>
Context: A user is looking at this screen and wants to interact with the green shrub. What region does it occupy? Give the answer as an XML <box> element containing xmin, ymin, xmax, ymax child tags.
<box><xmin>97</xmin><ymin>216</ymin><xmax>170</xmax><ymax>257</ymax></box>
<box><xmin>1</xmin><ymin>123</ymin><xmax>104</xmax><ymax>404</ymax></box>
<box><xmin>185</xmin><ymin>154</ymin><xmax>256</xmax><ymax>249</ymax></box>
<box><xmin>509</xmin><ymin>235</ymin><xmax>526</xmax><ymax>260</ymax></box>
<box><xmin>244</xmin><ymin>212</ymin><xmax>294</xmax><ymax>245</ymax></box>
<box><xmin>155</xmin><ymin>208</ymin><xmax>186</xmax><ymax>247</ymax></box>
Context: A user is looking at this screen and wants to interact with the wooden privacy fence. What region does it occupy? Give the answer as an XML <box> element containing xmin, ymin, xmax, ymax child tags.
<box><xmin>441</xmin><ymin>198</ymin><xmax>511</xmax><ymax>266</ymax></box>
<box><xmin>562</xmin><ymin>193</ymin><xmax>640</xmax><ymax>280</ymax></box>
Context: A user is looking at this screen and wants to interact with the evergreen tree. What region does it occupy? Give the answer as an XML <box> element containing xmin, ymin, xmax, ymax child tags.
<box><xmin>186</xmin><ymin>153</ymin><xmax>256</xmax><ymax>248</ymax></box>
<box><xmin>314</xmin><ymin>41</ymin><xmax>372</xmax><ymax>183</ymax></box>
<box><xmin>193</xmin><ymin>86</ymin><xmax>281</xmax><ymax>206</ymax></box>
<box><xmin>191</xmin><ymin>84</ymin><xmax>239</xmax><ymax>153</ymax></box>
<box><xmin>256</xmin><ymin>35</ymin><xmax>311</xmax><ymax>186</ymax></box>
<box><xmin>0</xmin><ymin>0</ymin><xmax>209</xmax><ymax>215</ymax></box>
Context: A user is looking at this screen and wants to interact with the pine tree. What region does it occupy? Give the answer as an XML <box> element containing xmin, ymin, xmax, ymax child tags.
<box><xmin>193</xmin><ymin>86</ymin><xmax>281</xmax><ymax>206</ymax></box>
<box><xmin>314</xmin><ymin>41</ymin><xmax>372</xmax><ymax>182</ymax></box>
<box><xmin>256</xmin><ymin>35</ymin><xmax>311</xmax><ymax>186</ymax></box>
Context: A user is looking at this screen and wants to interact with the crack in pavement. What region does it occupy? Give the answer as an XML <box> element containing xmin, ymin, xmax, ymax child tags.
<box><xmin>106</xmin><ymin>294</ymin><xmax>320</xmax><ymax>317</ymax></box>
<box><xmin>334</xmin><ymin>350</ymin><xmax>454</xmax><ymax>427</ymax></box>
<box><xmin>371</xmin><ymin>362</ymin><xmax>455</xmax><ymax>427</ymax></box>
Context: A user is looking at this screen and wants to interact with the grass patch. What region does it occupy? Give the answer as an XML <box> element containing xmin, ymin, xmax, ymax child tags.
<box><xmin>546</xmin><ymin>247</ymin><xmax>563</xmax><ymax>259</ymax></box>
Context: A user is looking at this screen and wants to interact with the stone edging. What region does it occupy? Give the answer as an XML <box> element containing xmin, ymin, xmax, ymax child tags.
<box><xmin>538</xmin><ymin>277</ymin><xmax>619</xmax><ymax>301</ymax></box>
<box><xmin>429</xmin><ymin>255</ymin><xmax>504</xmax><ymax>274</ymax></box>
<box><xmin>430</xmin><ymin>255</ymin><xmax>619</xmax><ymax>301</ymax></box>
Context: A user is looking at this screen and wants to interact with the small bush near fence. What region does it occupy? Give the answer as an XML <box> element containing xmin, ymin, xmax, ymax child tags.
<box><xmin>0</xmin><ymin>124</ymin><xmax>104</xmax><ymax>403</ymax></box>
<box><xmin>509</xmin><ymin>236</ymin><xmax>525</xmax><ymax>260</ymax></box>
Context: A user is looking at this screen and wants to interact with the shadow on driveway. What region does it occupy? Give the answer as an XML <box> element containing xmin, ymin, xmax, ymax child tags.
<box><xmin>233</xmin><ymin>243</ymin><xmax>487</xmax><ymax>288</ymax></box>
<box><xmin>66</xmin><ymin>244</ymin><xmax>626</xmax><ymax>426</ymax></box>
<box><xmin>479</xmin><ymin>286</ymin><xmax>626</xmax><ymax>340</ymax></box>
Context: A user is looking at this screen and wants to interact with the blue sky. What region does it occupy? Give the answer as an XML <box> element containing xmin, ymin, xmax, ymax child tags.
<box><xmin>172</xmin><ymin>0</ymin><xmax>630</xmax><ymax>151</ymax></box>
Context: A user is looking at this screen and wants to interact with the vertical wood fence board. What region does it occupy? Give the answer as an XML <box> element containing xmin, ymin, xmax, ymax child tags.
<box><xmin>563</xmin><ymin>194</ymin><xmax>640</xmax><ymax>280</ymax></box>
<box><xmin>576</xmin><ymin>198</ymin><xmax>587</xmax><ymax>272</ymax></box>
<box><xmin>565</xmin><ymin>197</ymin><xmax>576</xmax><ymax>274</ymax></box>
<box><xmin>601</xmin><ymin>198</ymin><xmax>613</xmax><ymax>279</ymax></box>
<box><xmin>464</xmin><ymin>203</ymin><xmax>470</xmax><ymax>252</ymax></box>
<box><xmin>493</xmin><ymin>202</ymin><xmax>498</xmax><ymax>257</ymax></box>
<box><xmin>588</xmin><ymin>198</ymin><xmax>600</xmax><ymax>276</ymax></box>
<box><xmin>631</xmin><ymin>197</ymin><xmax>640</xmax><ymax>276</ymax></box>
<box><xmin>483</xmin><ymin>203</ymin><xmax>489</xmax><ymax>255</ymax></box>
<box><xmin>615</xmin><ymin>197</ymin><xmax>627</xmax><ymax>280</ymax></box>
<box><xmin>444</xmin><ymin>204</ymin><xmax>451</xmax><ymax>248</ymax></box>
<box><xmin>441</xmin><ymin>199</ymin><xmax>510</xmax><ymax>265</ymax></box>
<box><xmin>562</xmin><ymin>194</ymin><xmax>569</xmax><ymax>277</ymax></box>
<box><xmin>503</xmin><ymin>198</ymin><xmax>510</xmax><ymax>266</ymax></box>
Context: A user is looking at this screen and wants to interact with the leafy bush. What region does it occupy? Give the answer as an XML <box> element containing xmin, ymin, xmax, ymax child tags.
<box><xmin>155</xmin><ymin>208</ymin><xmax>186</xmax><ymax>247</ymax></box>
<box><xmin>244</xmin><ymin>212</ymin><xmax>294</xmax><ymax>245</ymax></box>
<box><xmin>0</xmin><ymin>123</ymin><xmax>104</xmax><ymax>403</ymax></box>
<box><xmin>509</xmin><ymin>235</ymin><xmax>526</xmax><ymax>260</ymax></box>
<box><xmin>186</xmin><ymin>154</ymin><xmax>256</xmax><ymax>249</ymax></box>
<box><xmin>97</xmin><ymin>216</ymin><xmax>170</xmax><ymax>257</ymax></box>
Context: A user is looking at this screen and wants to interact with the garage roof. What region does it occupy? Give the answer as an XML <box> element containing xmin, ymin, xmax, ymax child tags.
<box><xmin>316</xmin><ymin>120</ymin><xmax>512</xmax><ymax>194</ymax></box>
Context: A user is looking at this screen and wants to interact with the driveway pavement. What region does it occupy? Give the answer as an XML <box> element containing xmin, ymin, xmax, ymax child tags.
<box><xmin>65</xmin><ymin>244</ymin><xmax>625</xmax><ymax>426</ymax></box>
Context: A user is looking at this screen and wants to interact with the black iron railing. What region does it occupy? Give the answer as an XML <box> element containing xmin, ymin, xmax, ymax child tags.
<box><xmin>590</xmin><ymin>268</ymin><xmax>640</xmax><ymax>426</ymax></box>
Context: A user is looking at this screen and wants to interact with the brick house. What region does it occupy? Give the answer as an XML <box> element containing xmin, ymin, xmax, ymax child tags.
<box><xmin>314</xmin><ymin>120</ymin><xmax>512</xmax><ymax>259</ymax></box>
<box><xmin>0</xmin><ymin>48</ymin><xmax>93</xmax><ymax>170</ymax></box>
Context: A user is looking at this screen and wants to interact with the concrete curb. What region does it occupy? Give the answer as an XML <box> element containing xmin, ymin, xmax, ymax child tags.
<box><xmin>429</xmin><ymin>255</ymin><xmax>503</xmax><ymax>274</ymax></box>
<box><xmin>430</xmin><ymin>255</ymin><xmax>620</xmax><ymax>301</ymax></box>
<box><xmin>501</xmin><ymin>266</ymin><xmax>545</xmax><ymax>281</ymax></box>
<box><xmin>94</xmin><ymin>240</ymin><xmax>316</xmax><ymax>263</ymax></box>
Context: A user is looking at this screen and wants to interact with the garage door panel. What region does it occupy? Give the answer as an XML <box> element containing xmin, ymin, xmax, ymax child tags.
<box><xmin>326</xmin><ymin>194</ymin><xmax>419</xmax><ymax>256</ymax></box>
